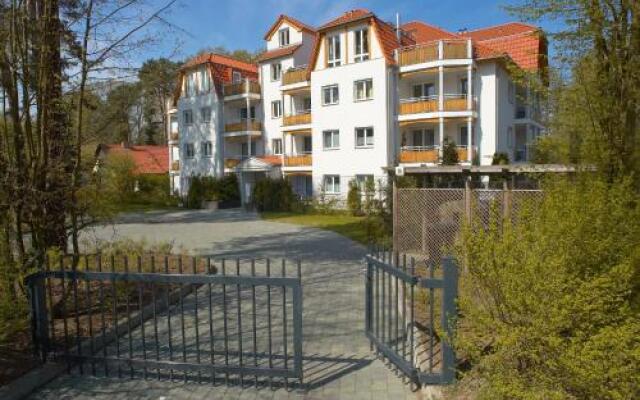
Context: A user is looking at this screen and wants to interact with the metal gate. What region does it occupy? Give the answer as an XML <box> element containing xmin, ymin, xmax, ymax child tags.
<box><xmin>26</xmin><ymin>255</ymin><xmax>303</xmax><ymax>389</ymax></box>
<box><xmin>364</xmin><ymin>249</ymin><xmax>458</xmax><ymax>387</ymax></box>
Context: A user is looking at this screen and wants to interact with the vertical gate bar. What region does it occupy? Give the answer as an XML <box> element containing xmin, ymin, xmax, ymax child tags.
<box><xmin>293</xmin><ymin>260</ymin><xmax>303</xmax><ymax>389</ymax></box>
<box><xmin>98</xmin><ymin>255</ymin><xmax>108</xmax><ymax>377</ymax></box>
<box><xmin>85</xmin><ymin>255</ymin><xmax>95</xmax><ymax>376</ymax></box>
<box><xmin>136</xmin><ymin>256</ymin><xmax>147</xmax><ymax>380</ymax></box>
<box><xmin>381</xmin><ymin>253</ymin><xmax>386</xmax><ymax>347</ymax></box>
<box><xmin>110</xmin><ymin>255</ymin><xmax>121</xmax><ymax>378</ymax></box>
<box><xmin>60</xmin><ymin>257</ymin><xmax>70</xmax><ymax>372</ymax></box>
<box><xmin>365</xmin><ymin>256</ymin><xmax>372</xmax><ymax>351</ymax></box>
<box><xmin>221</xmin><ymin>259</ymin><xmax>229</xmax><ymax>385</ymax></box>
<box><xmin>428</xmin><ymin>260</ymin><xmax>435</xmax><ymax>373</ymax></box>
<box><xmin>401</xmin><ymin>254</ymin><xmax>407</xmax><ymax>382</ymax></box>
<box><xmin>235</xmin><ymin>258</ymin><xmax>244</xmax><ymax>387</ymax></box>
<box><xmin>251</xmin><ymin>259</ymin><xmax>258</xmax><ymax>387</ymax></box>
<box><xmin>374</xmin><ymin>255</ymin><xmax>379</xmax><ymax>353</ymax></box>
<box><xmin>389</xmin><ymin>253</ymin><xmax>394</xmax><ymax>352</ymax></box>
<box><xmin>71</xmin><ymin>256</ymin><xmax>83</xmax><ymax>375</ymax></box>
<box><xmin>266</xmin><ymin>259</ymin><xmax>273</xmax><ymax>389</ymax></box>
<box><xmin>440</xmin><ymin>257</ymin><xmax>458</xmax><ymax>383</ymax></box>
<box><xmin>282</xmin><ymin>259</ymin><xmax>289</xmax><ymax>390</ymax></box>
<box><xmin>192</xmin><ymin>257</ymin><xmax>201</xmax><ymax>383</ymax></box>
<box><xmin>207</xmin><ymin>258</ymin><xmax>215</xmax><ymax>385</ymax></box>
<box><xmin>178</xmin><ymin>257</ymin><xmax>187</xmax><ymax>382</ymax></box>
<box><xmin>124</xmin><ymin>256</ymin><xmax>134</xmax><ymax>378</ymax></box>
<box><xmin>164</xmin><ymin>256</ymin><xmax>174</xmax><ymax>381</ymax></box>
<box><xmin>394</xmin><ymin>253</ymin><xmax>399</xmax><ymax>357</ymax></box>
<box><xmin>45</xmin><ymin>255</ymin><xmax>55</xmax><ymax>359</ymax></box>
<box><xmin>409</xmin><ymin>258</ymin><xmax>415</xmax><ymax>374</ymax></box>
<box><xmin>150</xmin><ymin>256</ymin><xmax>158</xmax><ymax>379</ymax></box>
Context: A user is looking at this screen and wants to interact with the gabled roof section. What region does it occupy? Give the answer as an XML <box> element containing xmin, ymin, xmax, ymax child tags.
<box><xmin>257</xmin><ymin>43</ymin><xmax>303</xmax><ymax>63</ymax></box>
<box><xmin>180</xmin><ymin>53</ymin><xmax>257</xmax><ymax>74</ymax></box>
<box><xmin>401</xmin><ymin>21</ymin><xmax>458</xmax><ymax>42</ymax></box>
<box><xmin>463</xmin><ymin>22</ymin><xmax>538</xmax><ymax>41</ymax></box>
<box><xmin>372</xmin><ymin>18</ymin><xmax>415</xmax><ymax>65</ymax></box>
<box><xmin>264</xmin><ymin>14</ymin><xmax>315</xmax><ymax>40</ymax></box>
<box><xmin>318</xmin><ymin>8</ymin><xmax>373</xmax><ymax>31</ymax></box>
<box><xmin>99</xmin><ymin>144</ymin><xmax>169</xmax><ymax>175</ymax></box>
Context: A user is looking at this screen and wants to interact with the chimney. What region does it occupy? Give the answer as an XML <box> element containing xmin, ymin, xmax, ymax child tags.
<box><xmin>396</xmin><ymin>13</ymin><xmax>401</xmax><ymax>41</ymax></box>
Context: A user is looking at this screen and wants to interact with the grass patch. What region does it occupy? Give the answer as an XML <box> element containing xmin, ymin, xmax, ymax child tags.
<box><xmin>261</xmin><ymin>212</ymin><xmax>369</xmax><ymax>244</ymax></box>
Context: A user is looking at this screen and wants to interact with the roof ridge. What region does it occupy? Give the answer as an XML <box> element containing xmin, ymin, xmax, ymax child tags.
<box><xmin>402</xmin><ymin>20</ymin><xmax>458</xmax><ymax>36</ymax></box>
<box><xmin>466</xmin><ymin>21</ymin><xmax>538</xmax><ymax>34</ymax></box>
<box><xmin>474</xmin><ymin>30</ymin><xmax>541</xmax><ymax>42</ymax></box>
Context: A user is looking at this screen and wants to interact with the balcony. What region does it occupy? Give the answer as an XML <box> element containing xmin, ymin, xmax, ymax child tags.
<box><xmin>284</xmin><ymin>154</ymin><xmax>312</xmax><ymax>167</ymax></box>
<box><xmin>224</xmin><ymin>120</ymin><xmax>262</xmax><ymax>133</ymax></box>
<box><xmin>399</xmin><ymin>95</ymin><xmax>473</xmax><ymax>116</ymax></box>
<box><xmin>171</xmin><ymin>160</ymin><xmax>180</xmax><ymax>171</ymax></box>
<box><xmin>456</xmin><ymin>147</ymin><xmax>469</xmax><ymax>162</ymax></box>
<box><xmin>282</xmin><ymin>68</ymin><xmax>308</xmax><ymax>86</ymax></box>
<box><xmin>224</xmin><ymin>157</ymin><xmax>243</xmax><ymax>169</ymax></box>
<box><xmin>397</xmin><ymin>39</ymin><xmax>471</xmax><ymax>69</ymax></box>
<box><xmin>283</xmin><ymin>112</ymin><xmax>311</xmax><ymax>127</ymax></box>
<box><xmin>223</xmin><ymin>80</ymin><xmax>261</xmax><ymax>98</ymax></box>
<box><xmin>399</xmin><ymin>147</ymin><xmax>438</xmax><ymax>163</ymax></box>
<box><xmin>169</xmin><ymin>131</ymin><xmax>179</xmax><ymax>141</ymax></box>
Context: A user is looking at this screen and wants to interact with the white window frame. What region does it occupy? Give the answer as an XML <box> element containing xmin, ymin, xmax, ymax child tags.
<box><xmin>354</xmin><ymin>28</ymin><xmax>369</xmax><ymax>62</ymax></box>
<box><xmin>201</xmin><ymin>141</ymin><xmax>212</xmax><ymax>157</ymax></box>
<box><xmin>200</xmin><ymin>107</ymin><xmax>211</xmax><ymax>123</ymax></box>
<box><xmin>278</xmin><ymin>28</ymin><xmax>290</xmax><ymax>47</ymax></box>
<box><xmin>272</xmin><ymin>138</ymin><xmax>283</xmax><ymax>155</ymax></box>
<box><xmin>199</xmin><ymin>68</ymin><xmax>211</xmax><ymax>93</ymax></box>
<box><xmin>355</xmin><ymin>127</ymin><xmax>374</xmax><ymax>148</ymax></box>
<box><xmin>411</xmin><ymin>129</ymin><xmax>435</xmax><ymax>148</ymax></box>
<box><xmin>232</xmin><ymin>71</ymin><xmax>242</xmax><ymax>83</ymax></box>
<box><xmin>327</xmin><ymin>34</ymin><xmax>341</xmax><ymax>67</ymax></box>
<box><xmin>356</xmin><ymin>174</ymin><xmax>374</xmax><ymax>190</ymax></box>
<box><xmin>271</xmin><ymin>100</ymin><xmax>282</xmax><ymax>118</ymax></box>
<box><xmin>323</xmin><ymin>130</ymin><xmax>340</xmax><ymax>150</ymax></box>
<box><xmin>183</xmin><ymin>110</ymin><xmax>193</xmax><ymax>125</ymax></box>
<box><xmin>323</xmin><ymin>175</ymin><xmax>341</xmax><ymax>194</ymax></box>
<box><xmin>354</xmin><ymin>79</ymin><xmax>373</xmax><ymax>101</ymax></box>
<box><xmin>413</xmin><ymin>83</ymin><xmax>436</xmax><ymax>100</ymax></box>
<box><xmin>459</xmin><ymin>125</ymin><xmax>469</xmax><ymax>147</ymax></box>
<box><xmin>322</xmin><ymin>84</ymin><xmax>339</xmax><ymax>106</ymax></box>
<box><xmin>240</xmin><ymin>106</ymin><xmax>256</xmax><ymax>120</ymax></box>
<box><xmin>271</xmin><ymin>62</ymin><xmax>282</xmax><ymax>81</ymax></box>
<box><xmin>185</xmin><ymin>73</ymin><xmax>196</xmax><ymax>97</ymax></box>
<box><xmin>184</xmin><ymin>143</ymin><xmax>195</xmax><ymax>159</ymax></box>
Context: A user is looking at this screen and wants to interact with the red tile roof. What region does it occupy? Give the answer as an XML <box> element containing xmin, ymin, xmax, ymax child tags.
<box><xmin>401</xmin><ymin>21</ymin><xmax>458</xmax><ymax>42</ymax></box>
<box><xmin>373</xmin><ymin>18</ymin><xmax>415</xmax><ymax>65</ymax></box>
<box><xmin>465</xmin><ymin>30</ymin><xmax>546</xmax><ymax>71</ymax></box>
<box><xmin>256</xmin><ymin>43</ymin><xmax>303</xmax><ymax>63</ymax></box>
<box><xmin>463</xmin><ymin>22</ymin><xmax>538</xmax><ymax>41</ymax></box>
<box><xmin>101</xmin><ymin>144</ymin><xmax>169</xmax><ymax>175</ymax></box>
<box><xmin>258</xmin><ymin>155</ymin><xmax>282</xmax><ymax>166</ymax></box>
<box><xmin>264</xmin><ymin>14</ymin><xmax>315</xmax><ymax>40</ymax></box>
<box><xmin>181</xmin><ymin>53</ymin><xmax>257</xmax><ymax>74</ymax></box>
<box><xmin>318</xmin><ymin>8</ymin><xmax>372</xmax><ymax>31</ymax></box>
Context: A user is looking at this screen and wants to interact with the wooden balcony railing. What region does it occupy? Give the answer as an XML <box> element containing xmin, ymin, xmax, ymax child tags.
<box><xmin>443</xmin><ymin>96</ymin><xmax>470</xmax><ymax>111</ymax></box>
<box><xmin>282</xmin><ymin>69</ymin><xmax>308</xmax><ymax>86</ymax></box>
<box><xmin>284</xmin><ymin>155</ymin><xmax>312</xmax><ymax>167</ymax></box>
<box><xmin>456</xmin><ymin>147</ymin><xmax>470</xmax><ymax>162</ymax></box>
<box><xmin>398</xmin><ymin>43</ymin><xmax>438</xmax><ymax>66</ymax></box>
<box><xmin>283</xmin><ymin>112</ymin><xmax>311</xmax><ymax>126</ymax></box>
<box><xmin>169</xmin><ymin>131</ymin><xmax>179</xmax><ymax>141</ymax></box>
<box><xmin>442</xmin><ymin>41</ymin><xmax>468</xmax><ymax>59</ymax></box>
<box><xmin>399</xmin><ymin>99</ymin><xmax>438</xmax><ymax>115</ymax></box>
<box><xmin>224</xmin><ymin>120</ymin><xmax>262</xmax><ymax>132</ymax></box>
<box><xmin>171</xmin><ymin>160</ymin><xmax>180</xmax><ymax>171</ymax></box>
<box><xmin>224</xmin><ymin>158</ymin><xmax>242</xmax><ymax>169</ymax></box>
<box><xmin>399</xmin><ymin>149</ymin><xmax>439</xmax><ymax>163</ymax></box>
<box><xmin>223</xmin><ymin>80</ymin><xmax>261</xmax><ymax>97</ymax></box>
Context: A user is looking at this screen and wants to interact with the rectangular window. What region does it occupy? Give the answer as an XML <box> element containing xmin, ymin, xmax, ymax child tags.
<box><xmin>183</xmin><ymin>110</ymin><xmax>193</xmax><ymax>125</ymax></box>
<box><xmin>303</xmin><ymin>136</ymin><xmax>312</xmax><ymax>153</ymax></box>
<box><xmin>354</xmin><ymin>79</ymin><xmax>373</xmax><ymax>101</ymax></box>
<box><xmin>459</xmin><ymin>126</ymin><xmax>469</xmax><ymax>146</ymax></box>
<box><xmin>354</xmin><ymin>28</ymin><xmax>369</xmax><ymax>62</ymax></box>
<box><xmin>271</xmin><ymin>100</ymin><xmax>282</xmax><ymax>118</ymax></box>
<box><xmin>200</xmin><ymin>107</ymin><xmax>211</xmax><ymax>123</ymax></box>
<box><xmin>240</xmin><ymin>106</ymin><xmax>256</xmax><ymax>120</ymax></box>
<box><xmin>323</xmin><ymin>130</ymin><xmax>339</xmax><ymax>149</ymax></box>
<box><xmin>322</xmin><ymin>84</ymin><xmax>339</xmax><ymax>105</ymax></box>
<box><xmin>232</xmin><ymin>71</ymin><xmax>242</xmax><ymax>83</ymax></box>
<box><xmin>271</xmin><ymin>63</ymin><xmax>282</xmax><ymax>81</ymax></box>
<box><xmin>185</xmin><ymin>73</ymin><xmax>196</xmax><ymax>97</ymax></box>
<box><xmin>413</xmin><ymin>83</ymin><xmax>436</xmax><ymax>99</ymax></box>
<box><xmin>199</xmin><ymin>68</ymin><xmax>210</xmax><ymax>93</ymax></box>
<box><xmin>327</xmin><ymin>35</ymin><xmax>341</xmax><ymax>67</ymax></box>
<box><xmin>241</xmin><ymin>141</ymin><xmax>256</xmax><ymax>157</ymax></box>
<box><xmin>356</xmin><ymin>174</ymin><xmax>374</xmax><ymax>189</ymax></box>
<box><xmin>355</xmin><ymin>127</ymin><xmax>374</xmax><ymax>148</ymax></box>
<box><xmin>272</xmin><ymin>138</ymin><xmax>283</xmax><ymax>155</ymax></box>
<box><xmin>201</xmin><ymin>141</ymin><xmax>212</xmax><ymax>157</ymax></box>
<box><xmin>184</xmin><ymin>143</ymin><xmax>195</xmax><ymax>158</ymax></box>
<box><xmin>278</xmin><ymin>28</ymin><xmax>290</xmax><ymax>47</ymax></box>
<box><xmin>411</xmin><ymin>129</ymin><xmax>435</xmax><ymax>147</ymax></box>
<box><xmin>303</xmin><ymin>97</ymin><xmax>312</xmax><ymax>111</ymax></box>
<box><xmin>323</xmin><ymin>175</ymin><xmax>340</xmax><ymax>194</ymax></box>
<box><xmin>460</xmin><ymin>78</ymin><xmax>468</xmax><ymax>95</ymax></box>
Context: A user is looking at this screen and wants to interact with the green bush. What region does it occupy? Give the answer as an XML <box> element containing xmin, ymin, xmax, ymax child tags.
<box><xmin>252</xmin><ymin>178</ymin><xmax>296</xmax><ymax>212</ymax></box>
<box><xmin>347</xmin><ymin>179</ymin><xmax>362</xmax><ymax>216</ymax></box>
<box><xmin>186</xmin><ymin>175</ymin><xmax>240</xmax><ymax>209</ymax></box>
<box><xmin>453</xmin><ymin>176</ymin><xmax>640</xmax><ymax>399</ymax></box>
<box><xmin>492</xmin><ymin>152</ymin><xmax>510</xmax><ymax>165</ymax></box>
<box><xmin>442</xmin><ymin>138</ymin><xmax>459</xmax><ymax>165</ymax></box>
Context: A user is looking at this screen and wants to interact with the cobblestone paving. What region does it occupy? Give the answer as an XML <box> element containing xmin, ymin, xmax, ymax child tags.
<box><xmin>30</xmin><ymin>210</ymin><xmax>418</xmax><ymax>399</ymax></box>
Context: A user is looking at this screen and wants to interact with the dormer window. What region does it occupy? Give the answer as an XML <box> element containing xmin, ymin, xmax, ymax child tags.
<box><xmin>232</xmin><ymin>71</ymin><xmax>242</xmax><ymax>83</ymax></box>
<box><xmin>327</xmin><ymin>34</ymin><xmax>341</xmax><ymax>67</ymax></box>
<box><xmin>278</xmin><ymin>28</ymin><xmax>290</xmax><ymax>47</ymax></box>
<box><xmin>354</xmin><ymin>28</ymin><xmax>369</xmax><ymax>62</ymax></box>
<box><xmin>199</xmin><ymin>68</ymin><xmax>210</xmax><ymax>93</ymax></box>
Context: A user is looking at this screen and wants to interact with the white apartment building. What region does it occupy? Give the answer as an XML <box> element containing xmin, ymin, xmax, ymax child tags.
<box><xmin>169</xmin><ymin>9</ymin><xmax>547</xmax><ymax>202</ymax></box>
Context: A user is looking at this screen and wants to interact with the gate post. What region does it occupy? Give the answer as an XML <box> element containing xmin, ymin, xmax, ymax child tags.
<box><xmin>440</xmin><ymin>257</ymin><xmax>458</xmax><ymax>383</ymax></box>
<box><xmin>364</xmin><ymin>255</ymin><xmax>373</xmax><ymax>350</ymax></box>
<box><xmin>27</xmin><ymin>274</ymin><xmax>50</xmax><ymax>362</ymax></box>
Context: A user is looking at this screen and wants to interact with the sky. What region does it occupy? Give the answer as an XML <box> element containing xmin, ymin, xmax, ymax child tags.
<box><xmin>140</xmin><ymin>0</ymin><xmax>558</xmax><ymax>64</ymax></box>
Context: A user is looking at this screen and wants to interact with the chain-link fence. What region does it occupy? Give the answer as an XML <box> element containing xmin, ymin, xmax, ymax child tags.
<box><xmin>393</xmin><ymin>188</ymin><xmax>544</xmax><ymax>260</ymax></box>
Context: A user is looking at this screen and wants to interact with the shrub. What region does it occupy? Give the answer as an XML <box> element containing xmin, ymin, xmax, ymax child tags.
<box><xmin>252</xmin><ymin>178</ymin><xmax>296</xmax><ymax>212</ymax></box>
<box><xmin>103</xmin><ymin>153</ymin><xmax>137</xmax><ymax>201</ymax></box>
<box><xmin>453</xmin><ymin>176</ymin><xmax>640</xmax><ymax>399</ymax></box>
<box><xmin>491</xmin><ymin>152</ymin><xmax>510</xmax><ymax>165</ymax></box>
<box><xmin>186</xmin><ymin>175</ymin><xmax>240</xmax><ymax>209</ymax></box>
<box><xmin>347</xmin><ymin>179</ymin><xmax>362</xmax><ymax>216</ymax></box>
<box><xmin>442</xmin><ymin>138</ymin><xmax>459</xmax><ymax>165</ymax></box>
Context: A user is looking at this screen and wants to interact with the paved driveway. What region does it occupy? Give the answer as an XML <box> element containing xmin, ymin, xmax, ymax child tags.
<box><xmin>30</xmin><ymin>209</ymin><xmax>416</xmax><ymax>399</ymax></box>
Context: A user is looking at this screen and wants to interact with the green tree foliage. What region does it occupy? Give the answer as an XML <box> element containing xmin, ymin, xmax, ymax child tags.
<box><xmin>347</xmin><ymin>179</ymin><xmax>363</xmax><ymax>216</ymax></box>
<box><xmin>454</xmin><ymin>176</ymin><xmax>640</xmax><ymax>399</ymax></box>
<box><xmin>442</xmin><ymin>138</ymin><xmax>459</xmax><ymax>165</ymax></box>
<box><xmin>252</xmin><ymin>178</ymin><xmax>296</xmax><ymax>212</ymax></box>
<box><xmin>186</xmin><ymin>175</ymin><xmax>240</xmax><ymax>209</ymax></box>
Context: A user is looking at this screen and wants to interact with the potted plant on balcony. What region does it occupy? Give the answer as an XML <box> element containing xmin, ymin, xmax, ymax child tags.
<box><xmin>441</xmin><ymin>138</ymin><xmax>459</xmax><ymax>165</ymax></box>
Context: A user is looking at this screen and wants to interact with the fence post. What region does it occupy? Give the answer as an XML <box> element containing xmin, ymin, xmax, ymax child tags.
<box><xmin>365</xmin><ymin>257</ymin><xmax>373</xmax><ymax>349</ymax></box>
<box><xmin>503</xmin><ymin>178</ymin><xmax>511</xmax><ymax>220</ymax></box>
<box><xmin>392</xmin><ymin>180</ymin><xmax>398</xmax><ymax>252</ymax></box>
<box><xmin>464</xmin><ymin>176</ymin><xmax>472</xmax><ymax>224</ymax></box>
<box><xmin>27</xmin><ymin>274</ymin><xmax>49</xmax><ymax>362</ymax></box>
<box><xmin>440</xmin><ymin>257</ymin><xmax>458</xmax><ymax>383</ymax></box>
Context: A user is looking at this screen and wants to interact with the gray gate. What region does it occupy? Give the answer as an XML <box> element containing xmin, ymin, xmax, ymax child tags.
<box><xmin>364</xmin><ymin>249</ymin><xmax>458</xmax><ymax>387</ymax></box>
<box><xmin>26</xmin><ymin>255</ymin><xmax>303</xmax><ymax>389</ymax></box>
